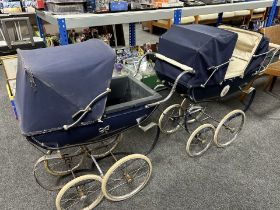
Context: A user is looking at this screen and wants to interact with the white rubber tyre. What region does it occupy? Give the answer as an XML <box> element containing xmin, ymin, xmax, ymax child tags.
<box><xmin>214</xmin><ymin>109</ymin><xmax>245</xmax><ymax>148</ymax></box>
<box><xmin>159</xmin><ymin>104</ymin><xmax>182</xmax><ymax>134</ymax></box>
<box><xmin>186</xmin><ymin>124</ymin><xmax>215</xmax><ymax>157</ymax></box>
<box><xmin>102</xmin><ymin>154</ymin><xmax>152</xmax><ymax>202</ymax></box>
<box><xmin>56</xmin><ymin>175</ymin><xmax>104</xmax><ymax>210</ymax></box>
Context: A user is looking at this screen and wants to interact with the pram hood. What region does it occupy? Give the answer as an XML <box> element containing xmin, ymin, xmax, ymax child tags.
<box><xmin>15</xmin><ymin>39</ymin><xmax>115</xmax><ymax>136</ymax></box>
<box><xmin>155</xmin><ymin>24</ymin><xmax>238</xmax><ymax>88</ymax></box>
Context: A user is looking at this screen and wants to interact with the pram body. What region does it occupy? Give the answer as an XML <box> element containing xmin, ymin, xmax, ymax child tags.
<box><xmin>25</xmin><ymin>76</ymin><xmax>160</xmax><ymax>150</ymax></box>
<box><xmin>16</xmin><ymin>40</ymin><xmax>161</xmax><ymax>150</ymax></box>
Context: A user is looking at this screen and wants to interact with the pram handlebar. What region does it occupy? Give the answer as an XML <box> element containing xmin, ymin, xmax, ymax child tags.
<box><xmin>133</xmin><ymin>52</ymin><xmax>195</xmax><ymax>108</ymax></box>
<box><xmin>154</xmin><ymin>53</ymin><xmax>195</xmax><ymax>73</ymax></box>
<box><xmin>63</xmin><ymin>88</ymin><xmax>111</xmax><ymax>131</ymax></box>
<box><xmin>134</xmin><ymin>52</ymin><xmax>195</xmax><ymax>77</ymax></box>
<box><xmin>145</xmin><ymin>71</ymin><xmax>191</xmax><ymax>108</ymax></box>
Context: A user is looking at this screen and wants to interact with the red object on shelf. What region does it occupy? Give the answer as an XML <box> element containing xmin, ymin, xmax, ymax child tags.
<box><xmin>35</xmin><ymin>0</ymin><xmax>45</xmax><ymax>9</ymax></box>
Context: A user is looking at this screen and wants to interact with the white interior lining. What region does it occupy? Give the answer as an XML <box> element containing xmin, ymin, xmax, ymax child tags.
<box><xmin>219</xmin><ymin>25</ymin><xmax>263</xmax><ymax>79</ymax></box>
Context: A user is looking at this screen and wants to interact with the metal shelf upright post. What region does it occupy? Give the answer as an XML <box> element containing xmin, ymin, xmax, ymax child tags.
<box><xmin>173</xmin><ymin>9</ymin><xmax>182</xmax><ymax>25</ymax></box>
<box><xmin>266</xmin><ymin>0</ymin><xmax>279</xmax><ymax>26</ymax></box>
<box><xmin>57</xmin><ymin>18</ymin><xmax>68</xmax><ymax>45</ymax></box>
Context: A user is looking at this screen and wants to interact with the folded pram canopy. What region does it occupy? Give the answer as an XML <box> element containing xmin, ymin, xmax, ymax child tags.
<box><xmin>16</xmin><ymin>40</ymin><xmax>115</xmax><ymax>135</ymax></box>
<box><xmin>155</xmin><ymin>24</ymin><xmax>238</xmax><ymax>87</ymax></box>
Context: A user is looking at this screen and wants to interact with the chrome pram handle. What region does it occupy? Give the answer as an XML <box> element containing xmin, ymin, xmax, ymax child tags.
<box><xmin>63</xmin><ymin>88</ymin><xmax>111</xmax><ymax>131</ymax></box>
<box><xmin>134</xmin><ymin>52</ymin><xmax>195</xmax><ymax>77</ymax></box>
<box><xmin>154</xmin><ymin>53</ymin><xmax>195</xmax><ymax>72</ymax></box>
<box><xmin>146</xmin><ymin>70</ymin><xmax>192</xmax><ymax>108</ymax></box>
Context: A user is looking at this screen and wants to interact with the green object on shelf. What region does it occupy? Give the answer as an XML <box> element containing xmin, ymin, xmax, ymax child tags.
<box><xmin>141</xmin><ymin>74</ymin><xmax>162</xmax><ymax>89</ymax></box>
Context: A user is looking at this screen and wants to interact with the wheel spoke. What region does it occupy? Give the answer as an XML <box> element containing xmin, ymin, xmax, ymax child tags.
<box><xmin>107</xmin><ymin>172</ymin><xmax>147</xmax><ymax>193</ymax></box>
<box><xmin>131</xmin><ymin>163</ymin><xmax>147</xmax><ymax>178</ymax></box>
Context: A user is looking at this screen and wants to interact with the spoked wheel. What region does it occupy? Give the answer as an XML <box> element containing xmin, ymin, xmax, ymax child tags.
<box><xmin>56</xmin><ymin>175</ymin><xmax>104</xmax><ymax>210</ymax></box>
<box><xmin>214</xmin><ymin>110</ymin><xmax>245</xmax><ymax>148</ymax></box>
<box><xmin>186</xmin><ymin>124</ymin><xmax>215</xmax><ymax>157</ymax></box>
<box><xmin>44</xmin><ymin>148</ymin><xmax>85</xmax><ymax>176</ymax></box>
<box><xmin>159</xmin><ymin>104</ymin><xmax>183</xmax><ymax>134</ymax></box>
<box><xmin>86</xmin><ymin>134</ymin><xmax>123</xmax><ymax>158</ymax></box>
<box><xmin>102</xmin><ymin>154</ymin><xmax>152</xmax><ymax>201</ymax></box>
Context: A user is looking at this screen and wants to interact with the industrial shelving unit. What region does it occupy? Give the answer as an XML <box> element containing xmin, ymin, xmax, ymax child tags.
<box><xmin>34</xmin><ymin>1</ymin><xmax>280</xmax><ymax>46</ymax></box>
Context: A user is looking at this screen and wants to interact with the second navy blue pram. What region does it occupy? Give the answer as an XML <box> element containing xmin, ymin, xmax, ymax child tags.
<box><xmin>136</xmin><ymin>24</ymin><xmax>279</xmax><ymax>157</ymax></box>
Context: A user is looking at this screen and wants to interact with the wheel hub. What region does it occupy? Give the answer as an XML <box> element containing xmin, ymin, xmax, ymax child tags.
<box><xmin>124</xmin><ymin>173</ymin><xmax>133</xmax><ymax>184</ymax></box>
<box><xmin>78</xmin><ymin>188</ymin><xmax>86</xmax><ymax>199</ymax></box>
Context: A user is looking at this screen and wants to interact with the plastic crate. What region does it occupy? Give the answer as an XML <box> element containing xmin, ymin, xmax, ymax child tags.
<box><xmin>109</xmin><ymin>1</ymin><xmax>128</xmax><ymax>12</ymax></box>
<box><xmin>46</xmin><ymin>2</ymin><xmax>85</xmax><ymax>13</ymax></box>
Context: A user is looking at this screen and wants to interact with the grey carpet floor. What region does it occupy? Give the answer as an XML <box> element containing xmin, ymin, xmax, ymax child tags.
<box><xmin>1</xmin><ymin>26</ymin><xmax>280</xmax><ymax>209</ymax></box>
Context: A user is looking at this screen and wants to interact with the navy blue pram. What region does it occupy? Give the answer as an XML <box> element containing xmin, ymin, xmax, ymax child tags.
<box><xmin>15</xmin><ymin>39</ymin><xmax>161</xmax><ymax>209</ymax></box>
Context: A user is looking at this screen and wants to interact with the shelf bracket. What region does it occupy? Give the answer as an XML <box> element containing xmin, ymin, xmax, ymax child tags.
<box><xmin>174</xmin><ymin>9</ymin><xmax>182</xmax><ymax>25</ymax></box>
<box><xmin>129</xmin><ymin>23</ymin><xmax>136</xmax><ymax>47</ymax></box>
<box><xmin>57</xmin><ymin>18</ymin><xmax>68</xmax><ymax>45</ymax></box>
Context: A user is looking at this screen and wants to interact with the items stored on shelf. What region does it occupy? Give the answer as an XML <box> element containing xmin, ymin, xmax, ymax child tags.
<box><xmin>109</xmin><ymin>1</ymin><xmax>128</xmax><ymax>12</ymax></box>
<box><xmin>21</xmin><ymin>0</ymin><xmax>35</xmax><ymax>12</ymax></box>
<box><xmin>95</xmin><ymin>0</ymin><xmax>109</xmax><ymax>12</ymax></box>
<box><xmin>153</xmin><ymin>0</ymin><xmax>184</xmax><ymax>8</ymax></box>
<box><xmin>200</xmin><ymin>0</ymin><xmax>226</xmax><ymax>5</ymax></box>
<box><xmin>34</xmin><ymin>0</ymin><xmax>45</xmax><ymax>9</ymax></box>
<box><xmin>180</xmin><ymin>0</ymin><xmax>205</xmax><ymax>7</ymax></box>
<box><xmin>86</xmin><ymin>0</ymin><xmax>95</xmax><ymax>12</ymax></box>
<box><xmin>0</xmin><ymin>0</ymin><xmax>22</xmax><ymax>13</ymax></box>
<box><xmin>45</xmin><ymin>0</ymin><xmax>86</xmax><ymax>14</ymax></box>
<box><xmin>127</xmin><ymin>0</ymin><xmax>155</xmax><ymax>10</ymax></box>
